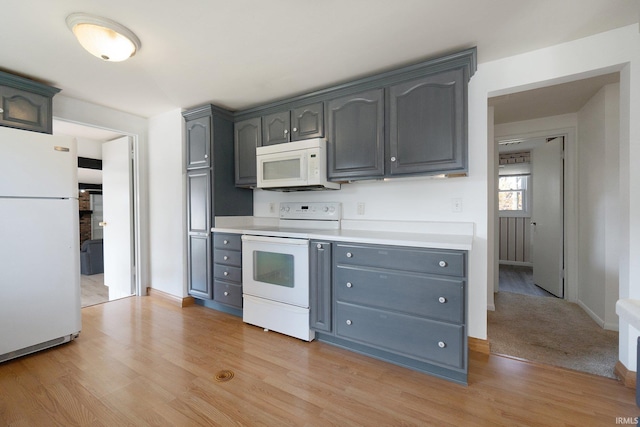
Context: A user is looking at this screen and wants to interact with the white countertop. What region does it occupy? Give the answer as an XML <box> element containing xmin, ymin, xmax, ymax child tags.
<box><xmin>213</xmin><ymin>217</ymin><xmax>473</xmax><ymax>250</ymax></box>
<box><xmin>616</xmin><ymin>299</ymin><xmax>640</xmax><ymax>331</ymax></box>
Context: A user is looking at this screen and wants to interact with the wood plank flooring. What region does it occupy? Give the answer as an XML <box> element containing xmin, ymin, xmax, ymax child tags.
<box><xmin>1</xmin><ymin>296</ymin><xmax>638</xmax><ymax>426</ymax></box>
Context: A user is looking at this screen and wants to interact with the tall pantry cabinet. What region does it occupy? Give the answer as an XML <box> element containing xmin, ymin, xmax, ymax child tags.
<box><xmin>183</xmin><ymin>105</ymin><xmax>253</xmax><ymax>300</ymax></box>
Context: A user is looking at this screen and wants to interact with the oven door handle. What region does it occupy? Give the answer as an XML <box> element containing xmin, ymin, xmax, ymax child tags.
<box><xmin>241</xmin><ymin>234</ymin><xmax>309</xmax><ymax>245</ymax></box>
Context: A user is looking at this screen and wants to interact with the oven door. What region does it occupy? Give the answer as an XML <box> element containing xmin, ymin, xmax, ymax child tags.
<box><xmin>241</xmin><ymin>235</ymin><xmax>310</xmax><ymax>308</ymax></box>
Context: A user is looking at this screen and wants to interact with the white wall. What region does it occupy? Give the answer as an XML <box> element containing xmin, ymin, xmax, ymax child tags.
<box><xmin>577</xmin><ymin>83</ymin><xmax>620</xmax><ymax>330</ymax></box>
<box><xmin>147</xmin><ymin>109</ymin><xmax>186</xmax><ymax>297</ymax></box>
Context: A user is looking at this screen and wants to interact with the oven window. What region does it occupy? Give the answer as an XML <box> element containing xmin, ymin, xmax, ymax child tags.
<box><xmin>263</xmin><ymin>158</ymin><xmax>301</xmax><ymax>180</ymax></box>
<box><xmin>253</xmin><ymin>251</ymin><xmax>294</xmax><ymax>288</ymax></box>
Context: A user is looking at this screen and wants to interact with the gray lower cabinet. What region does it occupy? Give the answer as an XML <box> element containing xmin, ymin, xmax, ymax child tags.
<box><xmin>388</xmin><ymin>68</ymin><xmax>466</xmax><ymax>176</ymax></box>
<box><xmin>234</xmin><ymin>117</ymin><xmax>261</xmax><ymax>187</ymax></box>
<box><xmin>309</xmin><ymin>241</ymin><xmax>332</xmax><ymax>332</ymax></box>
<box><xmin>213</xmin><ymin>233</ymin><xmax>243</xmax><ymax>308</ymax></box>
<box><xmin>184</xmin><ymin>105</ymin><xmax>253</xmax><ymax>301</ymax></box>
<box><xmin>262</xmin><ymin>102</ymin><xmax>324</xmax><ymax>146</ymax></box>
<box><xmin>326</xmin><ymin>89</ymin><xmax>384</xmax><ymax>180</ymax></box>
<box><xmin>315</xmin><ymin>241</ymin><xmax>468</xmax><ymax>384</ymax></box>
<box><xmin>0</xmin><ymin>70</ymin><xmax>60</xmax><ymax>134</ymax></box>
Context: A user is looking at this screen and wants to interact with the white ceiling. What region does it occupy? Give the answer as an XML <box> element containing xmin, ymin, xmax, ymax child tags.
<box><xmin>1</xmin><ymin>0</ymin><xmax>638</xmax><ymax>120</ymax></box>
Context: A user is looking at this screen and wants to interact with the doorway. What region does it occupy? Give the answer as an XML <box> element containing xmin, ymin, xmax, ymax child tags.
<box><xmin>53</xmin><ymin>120</ymin><xmax>138</xmax><ymax>306</ymax></box>
<box><xmin>487</xmin><ymin>73</ymin><xmax>621</xmax><ymax>378</ymax></box>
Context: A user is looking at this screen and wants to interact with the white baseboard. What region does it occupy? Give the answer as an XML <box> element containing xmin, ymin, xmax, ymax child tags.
<box><xmin>577</xmin><ymin>300</ymin><xmax>605</xmax><ymax>328</ymax></box>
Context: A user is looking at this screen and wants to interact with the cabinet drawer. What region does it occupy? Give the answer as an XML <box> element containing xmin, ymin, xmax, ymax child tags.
<box><xmin>214</xmin><ymin>281</ymin><xmax>242</xmax><ymax>308</ymax></box>
<box><xmin>214</xmin><ymin>233</ymin><xmax>242</xmax><ymax>251</ymax></box>
<box><xmin>214</xmin><ymin>249</ymin><xmax>241</xmax><ymax>267</ymax></box>
<box><xmin>335</xmin><ymin>302</ymin><xmax>464</xmax><ymax>369</ymax></box>
<box><xmin>334</xmin><ymin>266</ymin><xmax>464</xmax><ymax>323</ymax></box>
<box><xmin>334</xmin><ymin>244</ymin><xmax>465</xmax><ymax>277</ymax></box>
<box><xmin>213</xmin><ymin>264</ymin><xmax>242</xmax><ymax>283</ymax></box>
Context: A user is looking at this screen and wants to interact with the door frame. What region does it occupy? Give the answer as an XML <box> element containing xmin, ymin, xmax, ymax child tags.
<box><xmin>54</xmin><ymin>118</ymin><xmax>142</xmax><ymax>298</ymax></box>
<box><xmin>492</xmin><ymin>126</ymin><xmax>578</xmax><ymax>303</ymax></box>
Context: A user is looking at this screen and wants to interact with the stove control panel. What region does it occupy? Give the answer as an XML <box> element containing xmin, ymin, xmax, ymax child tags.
<box><xmin>279</xmin><ymin>202</ymin><xmax>341</xmax><ymax>220</ymax></box>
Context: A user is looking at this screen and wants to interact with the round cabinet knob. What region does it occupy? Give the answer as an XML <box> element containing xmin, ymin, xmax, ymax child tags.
<box><xmin>284</xmin><ymin>129</ymin><xmax>289</xmax><ymax>134</ymax></box>
<box><xmin>224</xmin><ymin>291</ymin><xmax>229</xmax><ymax>296</ymax></box>
<box><xmin>346</xmin><ymin>252</ymin><xmax>353</xmax><ymax>258</ymax></box>
<box><xmin>346</xmin><ymin>320</ymin><xmax>352</xmax><ymax>325</ymax></box>
<box><xmin>0</xmin><ymin>107</ymin><xmax>4</xmax><ymax>113</ymax></box>
<box><xmin>346</xmin><ymin>282</ymin><xmax>353</xmax><ymax>288</ymax></box>
<box><xmin>438</xmin><ymin>296</ymin><xmax>447</xmax><ymax>304</ymax></box>
<box><xmin>390</xmin><ymin>156</ymin><xmax>397</xmax><ymax>162</ymax></box>
<box><xmin>292</xmin><ymin>127</ymin><xmax>298</xmax><ymax>132</ymax></box>
<box><xmin>223</xmin><ymin>240</ymin><xmax>229</xmax><ymax>245</ymax></box>
<box><xmin>223</xmin><ymin>271</ymin><xmax>229</xmax><ymax>276</ymax></box>
<box><xmin>438</xmin><ymin>260</ymin><xmax>448</xmax><ymax>268</ymax></box>
<box><xmin>317</xmin><ymin>243</ymin><xmax>322</xmax><ymax>249</ymax></box>
<box><xmin>223</xmin><ymin>256</ymin><xmax>229</xmax><ymax>261</ymax></box>
<box><xmin>438</xmin><ymin>341</ymin><xmax>446</xmax><ymax>348</ymax></box>
<box><xmin>204</xmin><ymin>154</ymin><xmax>208</xmax><ymax>159</ymax></box>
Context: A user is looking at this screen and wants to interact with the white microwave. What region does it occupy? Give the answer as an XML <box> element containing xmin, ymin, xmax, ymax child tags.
<box><xmin>256</xmin><ymin>138</ymin><xmax>340</xmax><ymax>191</ymax></box>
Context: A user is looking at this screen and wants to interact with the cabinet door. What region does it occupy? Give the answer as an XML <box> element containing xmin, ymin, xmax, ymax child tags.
<box><xmin>309</xmin><ymin>241</ymin><xmax>332</xmax><ymax>332</ymax></box>
<box><xmin>388</xmin><ymin>68</ymin><xmax>465</xmax><ymax>176</ymax></box>
<box><xmin>188</xmin><ymin>234</ymin><xmax>212</xmax><ymax>299</ymax></box>
<box><xmin>0</xmin><ymin>86</ymin><xmax>52</xmax><ymax>134</ymax></box>
<box><xmin>234</xmin><ymin>117</ymin><xmax>261</xmax><ymax>187</ymax></box>
<box><xmin>185</xmin><ymin>116</ymin><xmax>211</xmax><ymax>169</ymax></box>
<box><xmin>186</xmin><ymin>169</ymin><xmax>210</xmax><ymax>233</ymax></box>
<box><xmin>262</xmin><ymin>111</ymin><xmax>290</xmax><ymax>146</ymax></box>
<box><xmin>326</xmin><ymin>89</ymin><xmax>384</xmax><ymax>180</ymax></box>
<box><xmin>291</xmin><ymin>102</ymin><xmax>323</xmax><ymax>141</ymax></box>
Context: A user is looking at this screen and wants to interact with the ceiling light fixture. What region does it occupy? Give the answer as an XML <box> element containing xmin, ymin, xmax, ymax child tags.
<box><xmin>66</xmin><ymin>13</ymin><xmax>141</xmax><ymax>62</ymax></box>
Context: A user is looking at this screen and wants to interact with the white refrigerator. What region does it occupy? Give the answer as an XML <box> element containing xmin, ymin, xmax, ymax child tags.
<box><xmin>0</xmin><ymin>126</ymin><xmax>82</xmax><ymax>363</ymax></box>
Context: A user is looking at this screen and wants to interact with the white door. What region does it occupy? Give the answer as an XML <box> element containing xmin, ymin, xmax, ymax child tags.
<box><xmin>102</xmin><ymin>136</ymin><xmax>134</xmax><ymax>300</ymax></box>
<box><xmin>531</xmin><ymin>137</ymin><xmax>564</xmax><ymax>297</ymax></box>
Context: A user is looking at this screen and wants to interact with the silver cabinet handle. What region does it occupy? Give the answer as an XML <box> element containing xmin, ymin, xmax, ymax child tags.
<box><xmin>204</xmin><ymin>154</ymin><xmax>208</xmax><ymax>159</ymax></box>
<box><xmin>317</xmin><ymin>243</ymin><xmax>322</xmax><ymax>249</ymax></box>
<box><xmin>438</xmin><ymin>296</ymin><xmax>447</xmax><ymax>304</ymax></box>
<box><xmin>438</xmin><ymin>261</ymin><xmax>447</xmax><ymax>267</ymax></box>
<box><xmin>292</xmin><ymin>127</ymin><xmax>297</xmax><ymax>132</ymax></box>
<box><xmin>346</xmin><ymin>320</ymin><xmax>352</xmax><ymax>325</ymax></box>
<box><xmin>390</xmin><ymin>156</ymin><xmax>396</xmax><ymax>162</ymax></box>
<box><xmin>346</xmin><ymin>252</ymin><xmax>353</xmax><ymax>258</ymax></box>
<box><xmin>223</xmin><ymin>255</ymin><xmax>229</xmax><ymax>260</ymax></box>
<box><xmin>346</xmin><ymin>282</ymin><xmax>352</xmax><ymax>288</ymax></box>
<box><xmin>223</xmin><ymin>240</ymin><xmax>228</xmax><ymax>244</ymax></box>
<box><xmin>284</xmin><ymin>129</ymin><xmax>288</xmax><ymax>134</ymax></box>
<box><xmin>223</xmin><ymin>271</ymin><xmax>229</xmax><ymax>276</ymax></box>
<box><xmin>438</xmin><ymin>341</ymin><xmax>446</xmax><ymax>348</ymax></box>
<box><xmin>224</xmin><ymin>291</ymin><xmax>229</xmax><ymax>296</ymax></box>
<box><xmin>0</xmin><ymin>107</ymin><xmax>4</xmax><ymax>113</ymax></box>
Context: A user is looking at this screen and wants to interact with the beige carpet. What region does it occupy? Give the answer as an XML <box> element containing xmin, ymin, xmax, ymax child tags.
<box><xmin>488</xmin><ymin>292</ymin><xmax>619</xmax><ymax>378</ymax></box>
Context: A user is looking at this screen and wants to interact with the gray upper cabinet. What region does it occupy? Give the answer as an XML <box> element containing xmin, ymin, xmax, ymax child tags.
<box><xmin>291</xmin><ymin>103</ymin><xmax>323</xmax><ymax>141</ymax></box>
<box><xmin>388</xmin><ymin>68</ymin><xmax>466</xmax><ymax>176</ymax></box>
<box><xmin>0</xmin><ymin>70</ymin><xmax>60</xmax><ymax>134</ymax></box>
<box><xmin>234</xmin><ymin>117</ymin><xmax>261</xmax><ymax>187</ymax></box>
<box><xmin>262</xmin><ymin>111</ymin><xmax>290</xmax><ymax>146</ymax></box>
<box><xmin>326</xmin><ymin>89</ymin><xmax>384</xmax><ymax>181</ymax></box>
<box><xmin>186</xmin><ymin>116</ymin><xmax>211</xmax><ymax>169</ymax></box>
<box><xmin>262</xmin><ymin>102</ymin><xmax>324</xmax><ymax>146</ymax></box>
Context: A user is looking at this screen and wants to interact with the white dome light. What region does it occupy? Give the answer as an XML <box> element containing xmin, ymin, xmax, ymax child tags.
<box><xmin>66</xmin><ymin>13</ymin><xmax>141</xmax><ymax>62</ymax></box>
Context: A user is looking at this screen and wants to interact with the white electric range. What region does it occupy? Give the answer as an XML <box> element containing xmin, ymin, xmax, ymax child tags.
<box><xmin>240</xmin><ymin>202</ymin><xmax>341</xmax><ymax>341</ymax></box>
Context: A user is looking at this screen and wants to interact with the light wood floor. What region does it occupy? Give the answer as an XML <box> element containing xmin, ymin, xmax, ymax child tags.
<box><xmin>80</xmin><ymin>273</ymin><xmax>108</xmax><ymax>307</ymax></box>
<box><xmin>1</xmin><ymin>296</ymin><xmax>637</xmax><ymax>426</ymax></box>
